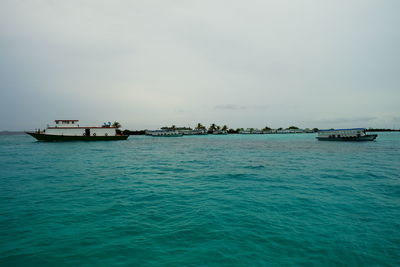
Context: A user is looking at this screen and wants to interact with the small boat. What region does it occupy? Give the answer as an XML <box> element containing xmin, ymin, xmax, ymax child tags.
<box><xmin>145</xmin><ymin>130</ymin><xmax>183</xmax><ymax>137</ymax></box>
<box><xmin>26</xmin><ymin>120</ymin><xmax>129</xmax><ymax>141</ymax></box>
<box><xmin>316</xmin><ymin>128</ymin><xmax>377</xmax><ymax>141</ymax></box>
<box><xmin>212</xmin><ymin>130</ymin><xmax>228</xmax><ymax>135</ymax></box>
<box><xmin>178</xmin><ymin>129</ymin><xmax>207</xmax><ymax>135</ymax></box>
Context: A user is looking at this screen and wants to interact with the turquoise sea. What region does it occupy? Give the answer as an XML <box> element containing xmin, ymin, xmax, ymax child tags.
<box><xmin>1</xmin><ymin>133</ymin><xmax>399</xmax><ymax>266</ymax></box>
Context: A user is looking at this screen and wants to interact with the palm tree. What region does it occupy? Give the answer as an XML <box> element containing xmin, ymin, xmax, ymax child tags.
<box><xmin>221</xmin><ymin>125</ymin><xmax>228</xmax><ymax>131</ymax></box>
<box><xmin>208</xmin><ymin>123</ymin><xmax>217</xmax><ymax>132</ymax></box>
<box><xmin>112</xmin><ymin>121</ymin><xmax>121</xmax><ymax>128</ymax></box>
<box><xmin>263</xmin><ymin>126</ymin><xmax>272</xmax><ymax>131</ymax></box>
<box><xmin>196</xmin><ymin>123</ymin><xmax>205</xmax><ymax>130</ymax></box>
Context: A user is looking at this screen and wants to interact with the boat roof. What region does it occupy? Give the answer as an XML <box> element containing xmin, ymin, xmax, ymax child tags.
<box><xmin>319</xmin><ymin>128</ymin><xmax>365</xmax><ymax>132</ymax></box>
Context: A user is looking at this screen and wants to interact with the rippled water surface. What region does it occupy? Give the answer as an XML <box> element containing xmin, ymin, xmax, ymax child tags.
<box><xmin>1</xmin><ymin>133</ymin><xmax>399</xmax><ymax>266</ymax></box>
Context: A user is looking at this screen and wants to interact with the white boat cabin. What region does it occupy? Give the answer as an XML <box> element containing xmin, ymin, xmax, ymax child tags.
<box><xmin>45</xmin><ymin>120</ymin><xmax>119</xmax><ymax>136</ymax></box>
<box><xmin>55</xmin><ymin>120</ymin><xmax>79</xmax><ymax>127</ymax></box>
<box><xmin>318</xmin><ymin>128</ymin><xmax>367</xmax><ymax>138</ymax></box>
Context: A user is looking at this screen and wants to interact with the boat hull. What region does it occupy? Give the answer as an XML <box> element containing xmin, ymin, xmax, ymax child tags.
<box><xmin>26</xmin><ymin>132</ymin><xmax>129</xmax><ymax>142</ymax></box>
<box><xmin>316</xmin><ymin>134</ymin><xmax>377</xmax><ymax>141</ymax></box>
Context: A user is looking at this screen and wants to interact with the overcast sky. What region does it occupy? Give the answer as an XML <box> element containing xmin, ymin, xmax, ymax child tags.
<box><xmin>1</xmin><ymin>0</ymin><xmax>399</xmax><ymax>130</ymax></box>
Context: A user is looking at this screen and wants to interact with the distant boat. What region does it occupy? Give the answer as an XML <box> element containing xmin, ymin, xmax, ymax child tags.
<box><xmin>316</xmin><ymin>128</ymin><xmax>377</xmax><ymax>141</ymax></box>
<box><xmin>26</xmin><ymin>120</ymin><xmax>128</xmax><ymax>141</ymax></box>
<box><xmin>178</xmin><ymin>129</ymin><xmax>207</xmax><ymax>135</ymax></box>
<box><xmin>145</xmin><ymin>130</ymin><xmax>183</xmax><ymax>137</ymax></box>
<box><xmin>212</xmin><ymin>130</ymin><xmax>228</xmax><ymax>135</ymax></box>
<box><xmin>159</xmin><ymin>127</ymin><xmax>207</xmax><ymax>135</ymax></box>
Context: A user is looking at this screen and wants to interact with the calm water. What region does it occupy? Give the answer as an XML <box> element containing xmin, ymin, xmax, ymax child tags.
<box><xmin>1</xmin><ymin>133</ymin><xmax>399</xmax><ymax>266</ymax></box>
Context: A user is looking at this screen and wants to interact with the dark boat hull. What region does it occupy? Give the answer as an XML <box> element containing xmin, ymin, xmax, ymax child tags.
<box><xmin>26</xmin><ymin>132</ymin><xmax>129</xmax><ymax>142</ymax></box>
<box><xmin>316</xmin><ymin>134</ymin><xmax>377</xmax><ymax>141</ymax></box>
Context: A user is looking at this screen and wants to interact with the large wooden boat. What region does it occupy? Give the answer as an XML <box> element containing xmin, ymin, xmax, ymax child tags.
<box><xmin>316</xmin><ymin>128</ymin><xmax>377</xmax><ymax>141</ymax></box>
<box><xmin>26</xmin><ymin>120</ymin><xmax>129</xmax><ymax>141</ymax></box>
